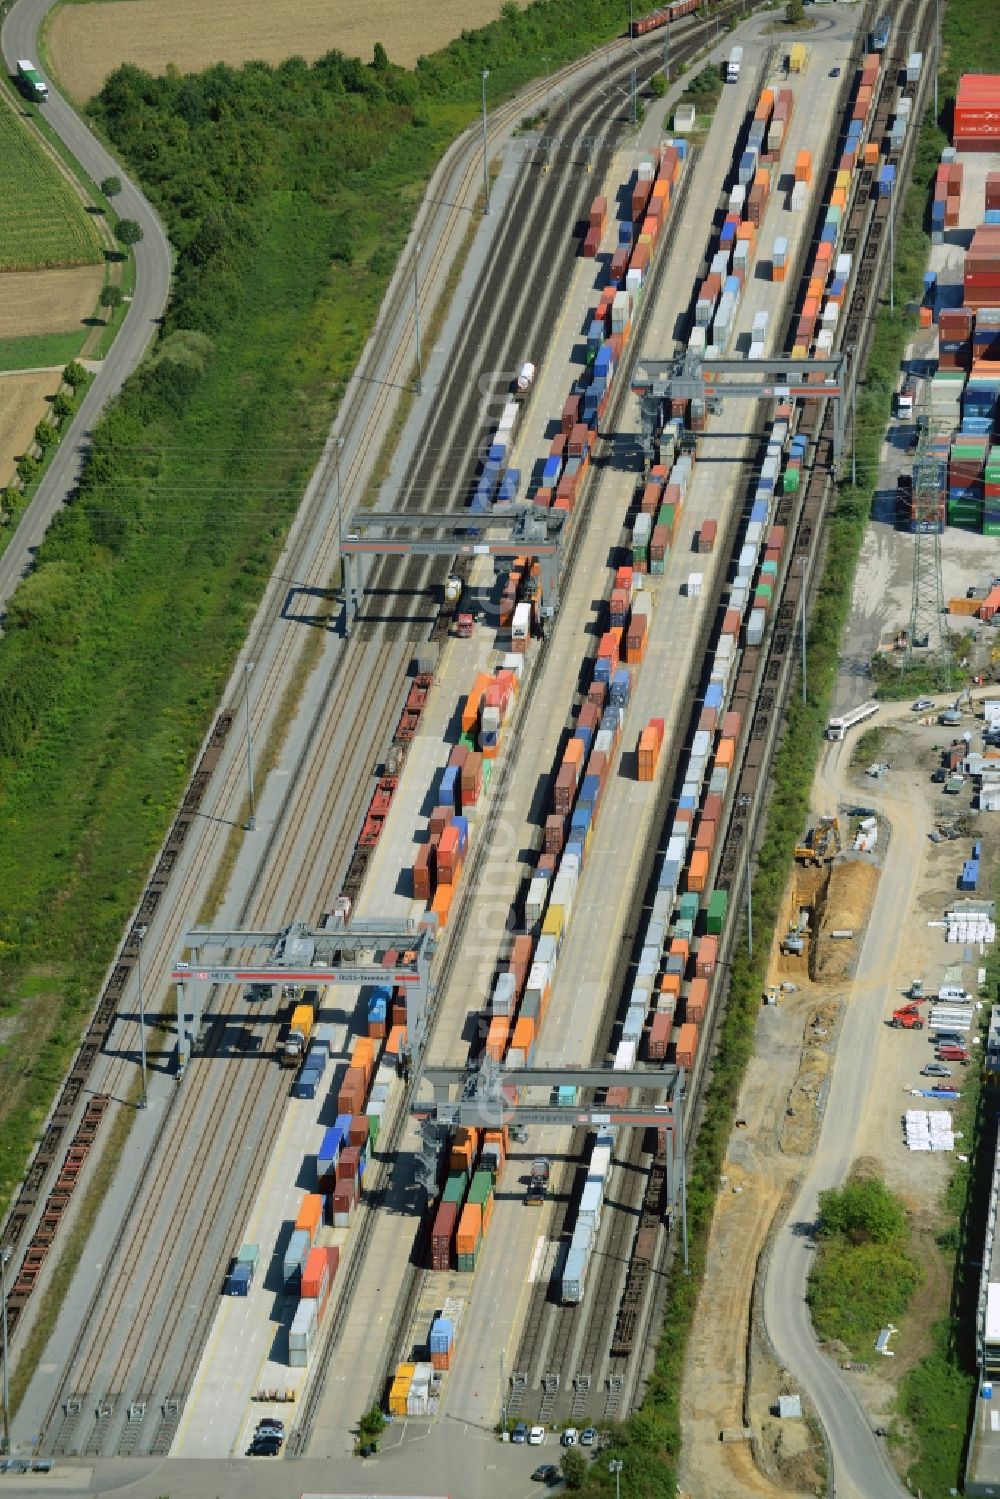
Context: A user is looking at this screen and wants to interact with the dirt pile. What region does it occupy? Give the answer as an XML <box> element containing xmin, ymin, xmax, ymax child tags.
<box><xmin>812</xmin><ymin>858</ymin><xmax>880</xmax><ymax>982</ymax></box>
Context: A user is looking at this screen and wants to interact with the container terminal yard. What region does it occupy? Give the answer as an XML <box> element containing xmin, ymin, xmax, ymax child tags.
<box><xmin>0</xmin><ymin>0</ymin><xmax>972</xmax><ymax>1494</ymax></box>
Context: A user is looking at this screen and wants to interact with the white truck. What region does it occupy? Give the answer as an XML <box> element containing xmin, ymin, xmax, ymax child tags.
<box><xmin>727</xmin><ymin>46</ymin><xmax>743</xmax><ymax>83</ymax></box>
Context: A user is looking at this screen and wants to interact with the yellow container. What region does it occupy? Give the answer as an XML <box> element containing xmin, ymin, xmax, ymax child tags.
<box><xmin>542</xmin><ymin>905</ymin><xmax>565</xmax><ymax>942</ymax></box>
<box><xmin>835</xmin><ymin>169</ymin><xmax>851</xmax><ymax>193</ymax></box>
<box><xmin>791</xmin><ymin>344</ymin><xmax>808</xmax><ymax>360</ymax></box>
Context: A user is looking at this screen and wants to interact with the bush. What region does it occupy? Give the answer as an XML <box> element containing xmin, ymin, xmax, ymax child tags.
<box><xmin>808</xmin><ymin>1175</ymin><xmax>920</xmax><ymax>1354</ymax></box>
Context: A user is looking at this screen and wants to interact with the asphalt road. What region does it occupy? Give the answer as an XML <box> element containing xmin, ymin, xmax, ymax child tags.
<box><xmin>762</xmin><ymin>735</ymin><xmax>923</xmax><ymax>1499</ymax></box>
<box><xmin>0</xmin><ymin>0</ymin><xmax>171</xmax><ymax>613</ymax></box>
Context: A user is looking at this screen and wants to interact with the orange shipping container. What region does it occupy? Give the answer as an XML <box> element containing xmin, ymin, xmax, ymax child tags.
<box><xmin>686</xmin><ymin>977</ymin><xmax>709</xmax><ymax>1023</ymax></box>
<box><xmin>353</xmin><ymin>1035</ymin><xmax>375</xmax><ymax>1076</ymax></box>
<box><xmin>687</xmin><ymin>848</ymin><xmax>709</xmax><ymax>893</ymax></box>
<box><xmin>512</xmin><ymin>1014</ymin><xmax>535</xmax><ymax>1055</ymax></box>
<box><xmin>456</xmin><ymin>1203</ymin><xmax>482</xmax><ymax>1254</ymax></box>
<box><xmin>661</xmin><ymin>971</ymin><xmax>682</xmax><ymax>999</ymax></box>
<box><xmin>565</xmin><ymin>737</ymin><xmax>585</xmax><ymax>768</ymax></box>
<box><xmin>386</xmin><ymin>1022</ymin><xmax>407</xmax><ymax>1056</ymax></box>
<box><xmin>669</xmin><ymin>937</ymin><xmax>689</xmax><ymax>964</ymax></box>
<box><xmin>296</xmin><ymin>1192</ymin><xmax>323</xmax><ymax>1246</ymax></box>
<box><xmin>485</xmin><ymin>1015</ymin><xmax>510</xmax><ymax>1061</ymax></box>
<box><xmin>461</xmin><ymin>673</ymin><xmax>492</xmax><ymax>734</ymax></box>
<box><xmin>794</xmin><ymin>149</ymin><xmax>812</xmax><ymax>183</ymax></box>
<box><xmin>716</xmin><ymin>736</ymin><xmax>736</xmax><ymax>768</ymax></box>
<box><xmin>863</xmin><ymin>141</ymin><xmax>879</xmax><ymax>166</ymax></box>
<box><xmin>431</xmin><ymin>881</ymin><xmax>455</xmax><ymax>928</ymax></box>
<box><xmin>675</xmin><ymin>1021</ymin><xmax>699</xmax><ymax>1068</ymax></box>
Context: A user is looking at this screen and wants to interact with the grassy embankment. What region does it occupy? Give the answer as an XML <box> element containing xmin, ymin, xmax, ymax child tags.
<box><xmin>0</xmin><ymin>0</ymin><xmax>678</xmax><ymax>1229</ymax></box>
<box><xmin>0</xmin><ymin>89</ymin><xmax>101</xmax><ymax>272</ymax></box>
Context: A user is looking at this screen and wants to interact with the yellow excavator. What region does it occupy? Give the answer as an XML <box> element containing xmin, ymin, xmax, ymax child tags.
<box><xmin>794</xmin><ymin>815</ymin><xmax>841</xmax><ymax>867</ymax></box>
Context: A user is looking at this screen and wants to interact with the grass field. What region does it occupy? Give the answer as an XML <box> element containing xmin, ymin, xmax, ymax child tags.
<box><xmin>48</xmin><ymin>0</ymin><xmax>527</xmax><ymax>100</ymax></box>
<box><xmin>0</xmin><ymin>329</ymin><xmax>89</xmax><ymax>372</ymax></box>
<box><xmin>0</xmin><ymin>92</ymin><xmax>102</xmax><ymax>270</ymax></box>
<box><xmin>0</xmin><ymin>265</ymin><xmax>103</xmax><ymax>340</ymax></box>
<box><xmin>0</xmin><ymin>372</ymin><xmax>62</xmax><ymax>487</ymax></box>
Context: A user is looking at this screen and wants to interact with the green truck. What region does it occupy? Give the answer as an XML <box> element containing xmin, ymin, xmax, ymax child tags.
<box><xmin>17</xmin><ymin>60</ymin><xmax>48</xmax><ymax>102</ymax></box>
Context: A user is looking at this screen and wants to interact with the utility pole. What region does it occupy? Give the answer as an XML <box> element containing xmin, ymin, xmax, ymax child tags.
<box><xmin>335</xmin><ymin>434</ymin><xmax>346</xmax><ymax>541</ymax></box>
<box><xmin>934</xmin><ymin>0</ymin><xmax>939</xmax><ymax>120</ymax></box>
<box><xmin>745</xmin><ymin>838</ymin><xmax>753</xmax><ymax>958</ymax></box>
<box><xmin>848</xmin><ymin>345</ymin><xmax>857</xmax><ymax>486</ymax></box>
<box><xmin>799</xmin><ymin>554</ymin><xmax>808</xmax><ymax>705</ymax></box>
<box><xmin>243</xmin><ymin>659</ymin><xmax>256</xmax><ymax>832</ymax></box>
<box><xmin>481</xmin><ymin>70</ymin><xmax>491</xmax><ymax>216</ymax></box>
<box><xmin>678</xmin><ymin>1082</ymin><xmax>689</xmax><ymax>1274</ymax></box>
<box><xmin>664</xmin><ymin>23</ymin><xmax>670</xmax><ymax>82</ymax></box>
<box><xmin>1</xmin><ymin>1245</ymin><xmax>11</xmax><ymax>1457</ymax></box>
<box><xmin>137</xmin><ymin>924</ymin><xmax>148</xmax><ymax>1109</ymax></box>
<box><xmin>412</xmin><ymin>242</ymin><xmax>423</xmax><ymax>395</ymax></box>
<box><xmin>608</xmin><ymin>1459</ymin><xmax>623</xmax><ymax>1499</ymax></box>
<box><xmin>499</xmin><ymin>1346</ymin><xmax>507</xmax><ymax>1433</ymax></box>
<box><xmin>631</xmin><ymin>66</ymin><xmax>637</xmax><ymax>125</ymax></box>
<box><xmin>890</xmin><ymin>199</ymin><xmax>895</xmax><ymax>312</ymax></box>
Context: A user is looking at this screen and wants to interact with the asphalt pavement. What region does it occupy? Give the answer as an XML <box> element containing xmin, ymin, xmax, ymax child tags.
<box><xmin>0</xmin><ymin>0</ymin><xmax>172</xmax><ymax>614</ymax></box>
<box><xmin>762</xmin><ymin>736</ymin><xmax>923</xmax><ymax>1499</ymax></box>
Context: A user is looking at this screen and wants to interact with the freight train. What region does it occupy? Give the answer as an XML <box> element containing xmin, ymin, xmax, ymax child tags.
<box><xmin>630</xmin><ymin>0</ymin><xmax>699</xmax><ymax>37</ymax></box>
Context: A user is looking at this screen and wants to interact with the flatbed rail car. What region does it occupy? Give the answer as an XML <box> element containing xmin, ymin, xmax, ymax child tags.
<box><xmin>826</xmin><ymin>700</ymin><xmax>879</xmax><ymax>740</ymax></box>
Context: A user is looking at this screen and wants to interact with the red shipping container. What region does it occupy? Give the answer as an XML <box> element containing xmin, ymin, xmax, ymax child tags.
<box><xmin>699</xmin><ymin>518</ymin><xmax>717</xmax><ymax>553</ymax></box>
<box><xmin>698</xmin><ymin>706</ymin><xmax>718</xmax><ymax>734</ymax></box>
<box><xmin>537</xmin><ymin>852</ymin><xmax>557</xmax><ymax>876</ymax></box>
<box><xmin>544</xmin><ymin>814</ymin><xmax>565</xmax><ymax>855</ymax></box>
<box><xmin>696</xmin><ymin>936</ymin><xmax>718</xmax><ymax>977</ymax></box>
<box><xmin>647</xmin><ymin>1011</ymin><xmax>672</xmax><ymax>1062</ymax></box>
<box><xmin>722</xmin><ymin>607</ymin><xmax>740</xmax><ymax>638</ymax></box>
<box><xmin>702</xmin><ymin>791</ymin><xmax>723</xmax><ymax>824</ymax></box>
<box><xmin>554</xmin><ymin>762</ymin><xmax>577</xmax><ymax>815</ymax></box>
<box><xmin>412</xmin><ymin>838</ymin><xmax>436</xmax><ymax>901</ymax></box>
<box><xmin>582</xmin><ymin>228</ymin><xmax>600</xmax><ymax>258</ymax></box>
<box><xmin>721</xmin><ymin>710</ymin><xmax>742</xmax><ymax>740</ymax></box>
<box><xmin>337</xmin><ymin>1067</ymin><xmax>366</xmax><ymax>1117</ymax></box>
<box><xmin>685</xmin><ymin>977</ymin><xmax>709</xmax><ymax>1024</ymax></box>
<box><xmin>431</xmin><ymin>1199</ymin><xmax>458</xmax><ymax>1270</ymax></box>
<box><xmin>674</xmin><ymin>1021</ymin><xmax>698</xmax><ymax>1069</ymax></box>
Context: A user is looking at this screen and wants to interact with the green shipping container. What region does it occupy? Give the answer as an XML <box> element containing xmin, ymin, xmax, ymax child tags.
<box><xmin>782</xmin><ymin>468</ymin><xmax>800</xmax><ymax>493</ymax></box>
<box><xmin>457</xmin><ymin>1249</ymin><xmax>479</xmax><ymax>1273</ymax></box>
<box><xmin>460</xmin><ymin>731</ymin><xmax>476</xmax><ymax>752</ymax></box>
<box><xmin>706</xmin><ymin>889</ymin><xmax>729</xmax><ymax>935</ymax></box>
<box><xmin>443</xmin><ymin>1172</ymin><xmax>467</xmax><ymax>1204</ymax></box>
<box><xmin>468</xmin><ymin>1170</ymin><xmax>493</xmax><ymax>1207</ymax></box>
<box><xmin>679</xmin><ymin>893</ymin><xmax>700</xmax><ymax>925</ymax></box>
<box><xmin>658</xmin><ymin>503</ymin><xmax>676</xmax><ymax>532</ymax></box>
<box><xmin>650</xmin><ymin>557</ymin><xmax>665</xmax><ymax>575</ymax></box>
<box><xmin>365</xmin><ymin>1111</ymin><xmax>381</xmax><ymax>1149</ymax></box>
<box><xmin>674</xmin><ymin>917</ymin><xmax>695</xmax><ymax>942</ymax></box>
<box><xmin>482</xmin><ymin>758</ymin><xmax>492</xmax><ymax>790</ymax></box>
<box><xmin>984</xmin><ymin>522</ymin><xmax>1000</xmax><ymax>536</ymax></box>
<box><xmin>760</xmin><ymin>559</ymin><xmax>778</xmax><ymax>578</ymax></box>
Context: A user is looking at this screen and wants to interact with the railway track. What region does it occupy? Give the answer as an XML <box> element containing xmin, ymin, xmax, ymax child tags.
<box><xmin>503</xmin><ymin>0</ymin><xmax>938</xmax><ymax>1426</ymax></box>
<box><xmin>20</xmin><ymin>7</ymin><xmax>746</xmax><ymax>1458</ymax></box>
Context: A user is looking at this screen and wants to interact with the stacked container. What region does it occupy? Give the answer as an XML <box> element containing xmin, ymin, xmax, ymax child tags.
<box><xmin>954</xmin><ymin>74</ymin><xmax>1000</xmax><ymax>150</ymax></box>
<box><xmin>965</xmin><ymin>226</ymin><xmax>1000</xmax><ymax>308</ymax></box>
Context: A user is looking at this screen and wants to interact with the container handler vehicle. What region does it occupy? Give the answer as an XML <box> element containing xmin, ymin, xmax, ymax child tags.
<box><xmin>889</xmin><ymin>1001</ymin><xmax>924</xmax><ymax>1030</ymax></box>
<box><xmin>282</xmin><ymin>991</ymin><xmax>317</xmax><ymax>1066</ymax></box>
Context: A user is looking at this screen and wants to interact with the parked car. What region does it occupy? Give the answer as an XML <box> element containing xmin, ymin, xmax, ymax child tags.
<box><xmin>561</xmin><ymin>1428</ymin><xmax>578</xmax><ymax>1447</ymax></box>
<box><xmin>921</xmin><ymin>1063</ymin><xmax>952</xmax><ymax>1078</ymax></box>
<box><xmin>247</xmin><ymin>1435</ymin><xmax>282</xmax><ymax>1457</ymax></box>
<box><xmin>580</xmin><ymin>1427</ymin><xmax>598</xmax><ymax>1446</ymax></box>
<box><xmin>829</xmin><ymin>66</ymin><xmax>841</xmax><ymax>77</ymax></box>
<box><xmin>531</xmin><ymin>1464</ymin><xmax>562</xmax><ymax>1485</ymax></box>
<box><xmin>255</xmin><ymin>1420</ymin><xmax>285</xmax><ymax>1439</ymax></box>
<box><xmin>529</xmin><ymin>1426</ymin><xmax>546</xmax><ymax>1445</ymax></box>
<box><xmin>512</xmin><ymin>1423</ymin><xmax>528</xmax><ymax>1444</ymax></box>
<box><xmin>912</xmin><ymin>697</ymin><xmax>934</xmax><ymax>711</ymax></box>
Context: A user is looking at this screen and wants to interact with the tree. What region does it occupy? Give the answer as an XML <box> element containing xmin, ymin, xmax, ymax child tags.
<box><xmin>115</xmin><ymin>217</ymin><xmax>143</xmax><ymax>247</ymax></box>
<box><xmin>649</xmin><ymin>73</ymin><xmax>666</xmax><ymax>99</ymax></box>
<box><xmin>356</xmin><ymin>1404</ymin><xmax>385</xmax><ymax>1451</ymax></box>
<box><xmin>817</xmin><ymin>1175</ymin><xmax>906</xmax><ymax>1246</ymax></box>
<box><xmin>560</xmin><ymin>1450</ymin><xmax>587</xmax><ymax>1491</ymax></box>
<box><xmin>786</xmin><ymin>0</ymin><xmax>805</xmax><ymax>21</ymax></box>
<box><xmin>62</xmin><ymin>361</ymin><xmax>87</xmax><ymax>389</ymax></box>
<box><xmin>100</xmin><ymin>174</ymin><xmax>122</xmax><ymax>201</ymax></box>
<box><xmin>372</xmin><ymin>41</ymin><xmax>389</xmax><ymax>70</ymax></box>
<box><xmin>100</xmin><ymin>284</ymin><xmax>124</xmax><ymax>319</ymax></box>
<box><xmin>52</xmin><ymin>390</ymin><xmax>73</xmax><ymax>421</ymax></box>
<box><xmin>33</xmin><ymin>421</ymin><xmax>56</xmax><ymax>450</ymax></box>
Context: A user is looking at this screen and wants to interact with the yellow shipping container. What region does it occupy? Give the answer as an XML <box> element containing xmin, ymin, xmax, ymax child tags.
<box><xmin>791</xmin><ymin>344</ymin><xmax>808</xmax><ymax>360</ymax></box>
<box><xmin>789</xmin><ymin>41</ymin><xmax>807</xmax><ymax>72</ymax></box>
<box><xmin>542</xmin><ymin>905</ymin><xmax>565</xmax><ymax>942</ymax></box>
<box><xmin>835</xmin><ymin>169</ymin><xmax>851</xmax><ymax>193</ymax></box>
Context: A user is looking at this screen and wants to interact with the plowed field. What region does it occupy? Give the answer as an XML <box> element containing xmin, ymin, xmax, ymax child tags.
<box><xmin>48</xmin><ymin>0</ymin><xmax>525</xmax><ymax>100</ymax></box>
<box><xmin>0</xmin><ymin>372</ymin><xmax>61</xmax><ymax>488</ymax></box>
<box><xmin>0</xmin><ymin>266</ymin><xmax>103</xmax><ymax>339</ymax></box>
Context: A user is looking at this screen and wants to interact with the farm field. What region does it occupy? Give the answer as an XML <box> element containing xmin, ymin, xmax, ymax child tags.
<box><xmin>0</xmin><ymin>91</ymin><xmax>102</xmax><ymax>271</ymax></box>
<box><xmin>0</xmin><ymin>265</ymin><xmax>103</xmax><ymax>339</ymax></box>
<box><xmin>0</xmin><ymin>371</ymin><xmax>61</xmax><ymax>488</ymax></box>
<box><xmin>47</xmin><ymin>0</ymin><xmax>526</xmax><ymax>99</ymax></box>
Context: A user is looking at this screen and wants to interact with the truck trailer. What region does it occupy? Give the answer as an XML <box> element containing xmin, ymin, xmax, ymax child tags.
<box><xmin>17</xmin><ymin>59</ymin><xmax>47</xmax><ymax>102</ymax></box>
<box><xmin>727</xmin><ymin>46</ymin><xmax>743</xmax><ymax>83</ymax></box>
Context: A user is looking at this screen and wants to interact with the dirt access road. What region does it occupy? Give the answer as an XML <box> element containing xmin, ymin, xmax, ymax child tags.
<box><xmin>679</xmin><ymin>699</ymin><xmax>981</xmax><ymax>1499</ymax></box>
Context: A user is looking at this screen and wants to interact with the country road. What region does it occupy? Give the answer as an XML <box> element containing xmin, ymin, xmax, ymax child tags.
<box><xmin>762</xmin><ymin>722</ymin><xmax>930</xmax><ymax>1499</ymax></box>
<box><xmin>0</xmin><ymin>0</ymin><xmax>172</xmax><ymax>613</ymax></box>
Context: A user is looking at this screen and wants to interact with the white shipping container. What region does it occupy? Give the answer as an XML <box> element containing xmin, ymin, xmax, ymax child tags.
<box><xmin>535</xmin><ymin>933</ymin><xmax>558</xmax><ymax>968</ymax></box>
<box><xmin>512</xmin><ymin>600</ymin><xmax>532</xmax><ymax>640</ymax></box>
<box><xmin>615</xmin><ymin>1038</ymin><xmax>638</xmax><ymax>1069</ymax></box>
<box><xmin>687</xmin><ymin>572</ymin><xmax>703</xmax><ymax>598</ymax></box>
<box><xmin>526</xmin><ymin>876</ymin><xmax>549</xmax><ymax>927</ymax></box>
<box><xmin>667</xmin><ymin>834</ymin><xmax>687</xmax><ymax>865</ymax></box>
<box><xmin>626</xmin><ymin>267</ymin><xmax>643</xmax><ymax>294</ymax></box>
<box><xmin>689</xmin><ymin>324</ymin><xmax>707</xmax><ymax>352</ymax></box>
<box><xmin>749</xmin><ymin>340</ymin><xmax>765</xmax><ymax>360</ymax></box>
<box><xmin>747</xmin><ymin>607</ymin><xmax>766</xmax><ymax>645</ymax></box>
<box><xmin>492</xmin><ymin>971</ymin><xmax>516</xmax><ymax>1016</ymax></box>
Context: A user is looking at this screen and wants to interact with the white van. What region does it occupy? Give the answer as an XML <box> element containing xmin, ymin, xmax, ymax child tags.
<box><xmin>938</xmin><ymin>985</ymin><xmax>971</xmax><ymax>1003</ymax></box>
